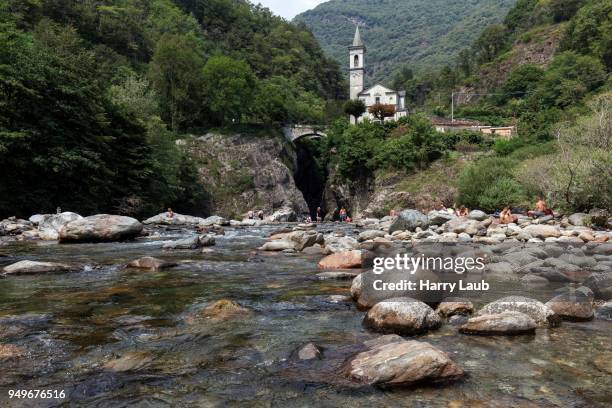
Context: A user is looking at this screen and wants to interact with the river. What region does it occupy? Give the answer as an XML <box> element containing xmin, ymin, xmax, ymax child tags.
<box><xmin>0</xmin><ymin>224</ymin><xmax>610</xmax><ymax>407</ymax></box>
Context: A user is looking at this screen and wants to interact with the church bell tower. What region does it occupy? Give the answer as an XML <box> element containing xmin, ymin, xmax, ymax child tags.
<box><xmin>349</xmin><ymin>26</ymin><xmax>365</xmax><ymax>101</ymax></box>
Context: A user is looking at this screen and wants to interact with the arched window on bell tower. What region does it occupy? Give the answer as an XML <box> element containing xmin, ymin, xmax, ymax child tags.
<box><xmin>354</xmin><ymin>55</ymin><xmax>359</xmax><ymax>68</ymax></box>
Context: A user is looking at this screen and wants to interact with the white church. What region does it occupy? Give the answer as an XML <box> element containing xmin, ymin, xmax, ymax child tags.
<box><xmin>349</xmin><ymin>27</ymin><xmax>408</xmax><ymax>123</ymax></box>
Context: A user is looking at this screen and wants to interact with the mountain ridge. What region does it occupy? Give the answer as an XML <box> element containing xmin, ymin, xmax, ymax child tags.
<box><xmin>295</xmin><ymin>0</ymin><xmax>517</xmax><ymax>83</ymax></box>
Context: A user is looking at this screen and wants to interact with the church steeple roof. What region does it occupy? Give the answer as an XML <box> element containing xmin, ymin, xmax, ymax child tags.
<box><xmin>352</xmin><ymin>26</ymin><xmax>363</xmax><ymax>47</ymax></box>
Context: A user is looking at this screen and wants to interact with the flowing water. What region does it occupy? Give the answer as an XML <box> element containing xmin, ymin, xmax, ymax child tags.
<box><xmin>0</xmin><ymin>225</ymin><xmax>610</xmax><ymax>407</ymax></box>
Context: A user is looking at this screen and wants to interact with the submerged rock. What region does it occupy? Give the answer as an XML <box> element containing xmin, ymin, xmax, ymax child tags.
<box><xmin>317</xmin><ymin>250</ymin><xmax>362</xmax><ymax>269</ymax></box>
<box><xmin>298</xmin><ymin>343</ymin><xmax>322</xmax><ymax>360</ymax></box>
<box><xmin>200</xmin><ymin>299</ymin><xmax>251</xmax><ymax>320</ymax></box>
<box><xmin>316</xmin><ymin>271</ymin><xmax>358</xmax><ymax>280</ymax></box>
<box><xmin>459</xmin><ymin>311</ymin><xmax>536</xmax><ymax>335</ymax></box>
<box><xmin>343</xmin><ymin>340</ymin><xmax>464</xmax><ymax>387</ymax></box>
<box><xmin>0</xmin><ymin>344</ymin><xmax>25</xmax><ymax>359</ymax></box>
<box><xmin>103</xmin><ymin>351</ymin><xmax>153</xmax><ymax>372</ymax></box>
<box><xmin>127</xmin><ymin>257</ymin><xmax>176</xmax><ymax>271</ymax></box>
<box><xmin>477</xmin><ymin>296</ymin><xmax>558</xmax><ymax>327</ymax></box>
<box><xmin>363</xmin><ymin>297</ymin><xmax>441</xmax><ymax>335</ymax></box>
<box><xmin>595</xmin><ymin>301</ymin><xmax>612</xmax><ymax>320</ymax></box>
<box><xmin>2</xmin><ymin>260</ymin><xmax>78</xmax><ymax>276</ymax></box>
<box><xmin>59</xmin><ymin>214</ymin><xmax>143</xmax><ymax>243</ymax></box>
<box><xmin>163</xmin><ymin>235</ymin><xmax>214</xmax><ymax>250</ymax></box>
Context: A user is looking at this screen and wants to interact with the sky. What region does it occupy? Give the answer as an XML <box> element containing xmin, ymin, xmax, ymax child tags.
<box><xmin>255</xmin><ymin>0</ymin><xmax>327</xmax><ymax>20</ymax></box>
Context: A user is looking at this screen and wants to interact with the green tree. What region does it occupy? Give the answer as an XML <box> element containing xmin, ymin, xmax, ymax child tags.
<box><xmin>202</xmin><ymin>55</ymin><xmax>257</xmax><ymax>125</ymax></box>
<box><xmin>344</xmin><ymin>99</ymin><xmax>366</xmax><ymax>121</ymax></box>
<box><xmin>562</xmin><ymin>0</ymin><xmax>612</xmax><ymax>69</ymax></box>
<box><xmin>149</xmin><ymin>33</ymin><xmax>205</xmax><ymax>131</ymax></box>
<box><xmin>473</xmin><ymin>24</ymin><xmax>509</xmax><ymax>63</ymax></box>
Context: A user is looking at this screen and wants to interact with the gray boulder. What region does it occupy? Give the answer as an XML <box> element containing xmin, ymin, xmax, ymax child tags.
<box><xmin>358</xmin><ymin>230</ymin><xmax>386</xmax><ymax>242</ymax></box>
<box><xmin>427</xmin><ymin>210</ymin><xmax>454</xmax><ymax>226</ymax></box>
<box><xmin>163</xmin><ymin>235</ymin><xmax>214</xmax><ymax>250</ymax></box>
<box><xmin>445</xmin><ymin>218</ymin><xmax>481</xmax><ymax>236</ymax></box>
<box><xmin>523</xmin><ymin>225</ymin><xmax>561</xmax><ymax>239</ymax></box>
<box><xmin>459</xmin><ymin>311</ymin><xmax>536</xmax><ymax>335</ymax></box>
<box><xmin>37</xmin><ymin>212</ymin><xmax>83</xmax><ymax>240</ymax></box>
<box><xmin>142</xmin><ymin>212</ymin><xmax>205</xmax><ymax>225</ymax></box>
<box><xmin>388</xmin><ymin>210</ymin><xmax>429</xmax><ymax>233</ymax></box>
<box><xmin>477</xmin><ymin>296</ymin><xmax>558</xmax><ymax>327</ymax></box>
<box><xmin>363</xmin><ymin>297</ymin><xmax>441</xmax><ymax>335</ymax></box>
<box><xmin>59</xmin><ymin>215</ymin><xmax>143</xmax><ymax>243</ymax></box>
<box><xmin>265</xmin><ymin>207</ymin><xmax>297</xmax><ymax>223</ymax></box>
<box><xmin>568</xmin><ymin>213</ymin><xmax>587</xmax><ymax>226</ymax></box>
<box><xmin>467</xmin><ymin>210</ymin><xmax>488</xmax><ymax>221</ymax></box>
<box><xmin>2</xmin><ymin>260</ymin><xmax>78</xmax><ymax>276</ymax></box>
<box><xmin>199</xmin><ymin>216</ymin><xmax>228</xmax><ymax>226</ymax></box>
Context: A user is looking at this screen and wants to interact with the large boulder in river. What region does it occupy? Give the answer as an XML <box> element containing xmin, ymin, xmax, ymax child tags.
<box><xmin>127</xmin><ymin>257</ymin><xmax>176</xmax><ymax>271</ymax></box>
<box><xmin>59</xmin><ymin>215</ymin><xmax>143</xmax><ymax>243</ymax></box>
<box><xmin>388</xmin><ymin>210</ymin><xmax>429</xmax><ymax>233</ymax></box>
<box><xmin>459</xmin><ymin>311</ymin><xmax>536</xmax><ymax>335</ymax></box>
<box><xmin>363</xmin><ymin>297</ymin><xmax>441</xmax><ymax>335</ymax></box>
<box><xmin>477</xmin><ymin>296</ymin><xmax>558</xmax><ymax>327</ymax></box>
<box><xmin>265</xmin><ymin>207</ymin><xmax>297</xmax><ymax>223</ymax></box>
<box><xmin>163</xmin><ymin>235</ymin><xmax>214</xmax><ymax>250</ymax></box>
<box><xmin>2</xmin><ymin>260</ymin><xmax>78</xmax><ymax>276</ymax></box>
<box><xmin>343</xmin><ymin>340</ymin><xmax>464</xmax><ymax>387</ymax></box>
<box><xmin>545</xmin><ymin>291</ymin><xmax>593</xmax><ymax>321</ymax></box>
<box><xmin>142</xmin><ymin>212</ymin><xmax>205</xmax><ymax>226</ymax></box>
<box><xmin>317</xmin><ymin>250</ymin><xmax>363</xmax><ymax>269</ymax></box>
<box><xmin>37</xmin><ymin>212</ymin><xmax>83</xmax><ymax>240</ymax></box>
<box><xmin>199</xmin><ymin>216</ymin><xmax>228</xmax><ymax>226</ymax></box>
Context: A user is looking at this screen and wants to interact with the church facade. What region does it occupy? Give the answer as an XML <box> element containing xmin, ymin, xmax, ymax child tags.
<box><xmin>349</xmin><ymin>27</ymin><xmax>408</xmax><ymax>123</ymax></box>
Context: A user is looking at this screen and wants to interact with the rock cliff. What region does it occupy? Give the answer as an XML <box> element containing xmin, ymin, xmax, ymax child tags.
<box><xmin>181</xmin><ymin>130</ymin><xmax>308</xmax><ymax>219</ymax></box>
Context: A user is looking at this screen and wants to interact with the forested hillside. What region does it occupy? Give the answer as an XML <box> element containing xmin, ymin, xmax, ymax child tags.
<box><xmin>295</xmin><ymin>0</ymin><xmax>516</xmax><ymax>82</ymax></box>
<box><xmin>389</xmin><ymin>0</ymin><xmax>612</xmax><ymax>212</ymax></box>
<box><xmin>0</xmin><ymin>0</ymin><xmax>345</xmax><ymax>218</ymax></box>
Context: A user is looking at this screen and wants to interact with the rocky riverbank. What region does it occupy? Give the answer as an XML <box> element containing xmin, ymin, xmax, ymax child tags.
<box><xmin>0</xmin><ymin>207</ymin><xmax>611</xmax><ymax>401</ymax></box>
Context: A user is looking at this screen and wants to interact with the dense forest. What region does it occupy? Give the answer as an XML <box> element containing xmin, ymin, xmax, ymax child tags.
<box><xmin>295</xmin><ymin>0</ymin><xmax>516</xmax><ymax>82</ymax></box>
<box><xmin>0</xmin><ymin>0</ymin><xmax>345</xmax><ymax>218</ymax></box>
<box><xmin>324</xmin><ymin>0</ymin><xmax>611</xmax><ymax>213</ymax></box>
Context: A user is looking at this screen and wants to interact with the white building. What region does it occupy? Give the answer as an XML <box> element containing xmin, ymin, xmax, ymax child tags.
<box><xmin>349</xmin><ymin>27</ymin><xmax>408</xmax><ymax>123</ymax></box>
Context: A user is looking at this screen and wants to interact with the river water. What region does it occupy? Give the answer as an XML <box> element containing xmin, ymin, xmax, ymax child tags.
<box><xmin>0</xmin><ymin>225</ymin><xmax>610</xmax><ymax>407</ymax></box>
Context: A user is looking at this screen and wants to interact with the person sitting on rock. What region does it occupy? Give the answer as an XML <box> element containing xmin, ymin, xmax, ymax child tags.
<box><xmin>456</xmin><ymin>206</ymin><xmax>469</xmax><ymax>217</ymax></box>
<box><xmin>390</xmin><ymin>209</ymin><xmax>397</xmax><ymax>217</ymax></box>
<box><xmin>316</xmin><ymin>207</ymin><xmax>322</xmax><ymax>222</ymax></box>
<box><xmin>528</xmin><ymin>198</ymin><xmax>553</xmax><ymax>218</ymax></box>
<box><xmin>305</xmin><ymin>215</ymin><xmax>312</xmax><ymax>223</ymax></box>
<box><xmin>499</xmin><ymin>207</ymin><xmax>518</xmax><ymax>224</ymax></box>
<box><xmin>247</xmin><ymin>210</ymin><xmax>254</xmax><ymax>220</ymax></box>
<box><xmin>258</xmin><ymin>210</ymin><xmax>264</xmax><ymax>220</ymax></box>
<box><xmin>339</xmin><ymin>208</ymin><xmax>347</xmax><ymax>222</ymax></box>
<box><xmin>166</xmin><ymin>208</ymin><xmax>174</xmax><ymax>219</ymax></box>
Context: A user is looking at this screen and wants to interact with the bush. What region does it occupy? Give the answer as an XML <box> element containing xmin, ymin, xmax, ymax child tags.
<box><xmin>478</xmin><ymin>178</ymin><xmax>527</xmax><ymax>211</ymax></box>
<box><xmin>457</xmin><ymin>157</ymin><xmax>520</xmax><ymax>209</ymax></box>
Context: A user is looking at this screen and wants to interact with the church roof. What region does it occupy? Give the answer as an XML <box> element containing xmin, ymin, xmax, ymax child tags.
<box><xmin>352</xmin><ymin>26</ymin><xmax>364</xmax><ymax>47</ymax></box>
<box><xmin>359</xmin><ymin>83</ymin><xmax>398</xmax><ymax>96</ymax></box>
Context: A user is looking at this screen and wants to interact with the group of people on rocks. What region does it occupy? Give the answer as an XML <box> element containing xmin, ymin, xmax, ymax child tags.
<box><xmin>387</xmin><ymin>197</ymin><xmax>556</xmax><ymax>225</ymax></box>
<box><xmin>247</xmin><ymin>210</ymin><xmax>265</xmax><ymax>220</ymax></box>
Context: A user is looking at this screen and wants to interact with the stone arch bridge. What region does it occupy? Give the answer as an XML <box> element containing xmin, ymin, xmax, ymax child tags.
<box><xmin>282</xmin><ymin>125</ymin><xmax>327</xmax><ymax>143</ymax></box>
